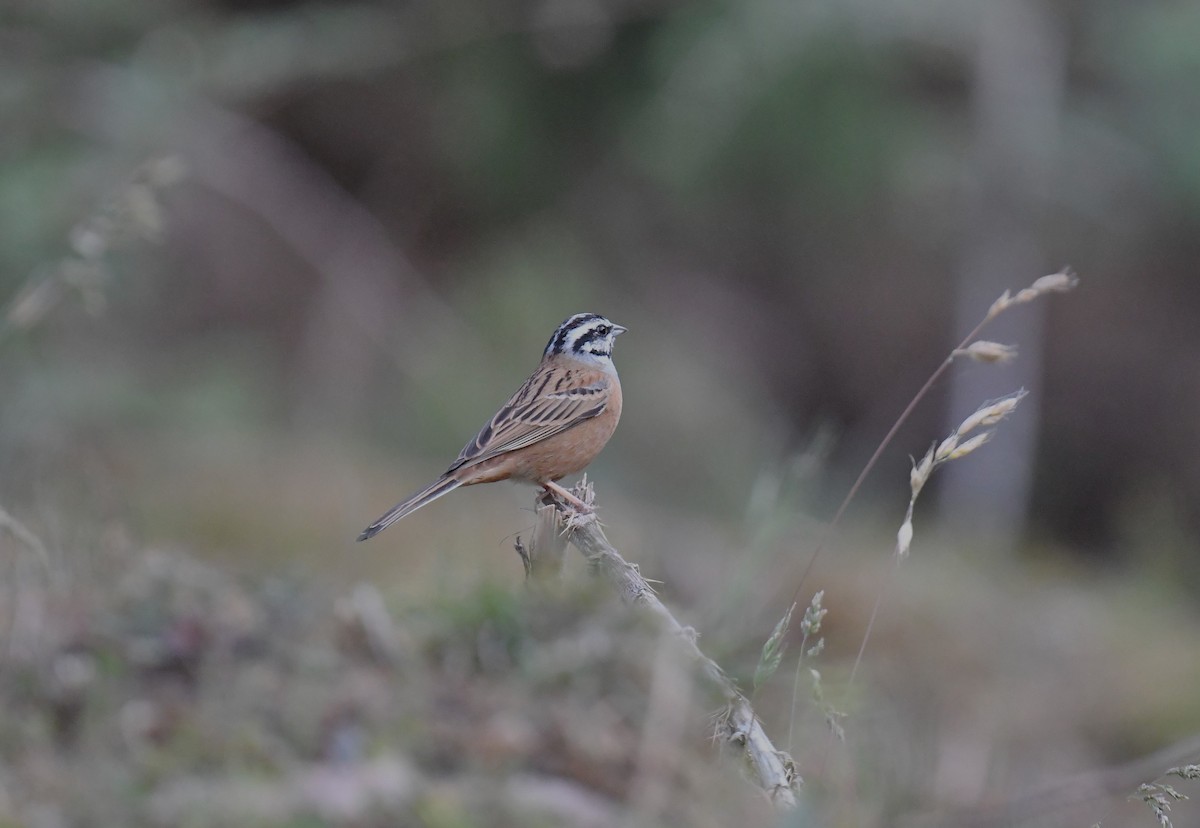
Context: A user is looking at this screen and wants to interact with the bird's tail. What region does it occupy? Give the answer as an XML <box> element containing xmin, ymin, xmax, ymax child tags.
<box><xmin>356</xmin><ymin>476</ymin><xmax>463</xmax><ymax>541</ymax></box>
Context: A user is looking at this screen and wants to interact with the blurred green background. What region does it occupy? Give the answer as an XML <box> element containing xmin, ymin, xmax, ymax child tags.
<box><xmin>3</xmin><ymin>0</ymin><xmax>1200</xmax><ymax>826</ymax></box>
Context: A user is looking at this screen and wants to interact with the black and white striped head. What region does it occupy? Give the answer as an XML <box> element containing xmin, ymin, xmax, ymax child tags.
<box><xmin>543</xmin><ymin>313</ymin><xmax>627</xmax><ymax>365</ymax></box>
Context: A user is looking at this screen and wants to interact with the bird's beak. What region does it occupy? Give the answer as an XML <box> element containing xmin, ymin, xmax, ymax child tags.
<box><xmin>612</xmin><ymin>324</ymin><xmax>628</xmax><ymax>336</ymax></box>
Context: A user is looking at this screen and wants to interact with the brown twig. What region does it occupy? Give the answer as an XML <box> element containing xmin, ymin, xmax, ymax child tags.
<box><xmin>525</xmin><ymin>496</ymin><xmax>569</xmax><ymax>583</ymax></box>
<box><xmin>529</xmin><ymin>482</ymin><xmax>800</xmax><ymax>808</ymax></box>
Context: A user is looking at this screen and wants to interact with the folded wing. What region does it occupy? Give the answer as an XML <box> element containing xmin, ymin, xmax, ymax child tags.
<box><xmin>449</xmin><ymin>367</ymin><xmax>611</xmax><ymax>472</ymax></box>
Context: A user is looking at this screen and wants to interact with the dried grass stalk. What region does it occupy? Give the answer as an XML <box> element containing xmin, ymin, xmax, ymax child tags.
<box><xmin>519</xmin><ymin>482</ymin><xmax>800</xmax><ymax>808</ymax></box>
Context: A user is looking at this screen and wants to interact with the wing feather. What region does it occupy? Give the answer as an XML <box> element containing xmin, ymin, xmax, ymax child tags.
<box><xmin>448</xmin><ymin>364</ymin><xmax>611</xmax><ymax>472</ymax></box>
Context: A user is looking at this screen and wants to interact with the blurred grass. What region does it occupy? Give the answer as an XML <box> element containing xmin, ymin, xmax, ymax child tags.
<box><xmin>3</xmin><ymin>457</ymin><xmax>1200</xmax><ymax>826</ymax></box>
<box><xmin>4</xmin><ymin>0</ymin><xmax>1200</xmax><ymax>824</ymax></box>
<box><xmin>3</xmin><ymin>258</ymin><xmax>1198</xmax><ymax>825</ymax></box>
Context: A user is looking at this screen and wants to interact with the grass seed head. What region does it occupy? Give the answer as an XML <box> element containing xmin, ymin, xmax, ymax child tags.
<box><xmin>953</xmin><ymin>340</ymin><xmax>1018</xmax><ymax>364</ymax></box>
<box><xmin>946</xmin><ymin>432</ymin><xmax>992</xmax><ymax>460</ymax></box>
<box><xmin>956</xmin><ymin>390</ymin><xmax>1028</xmax><ymax>436</ymax></box>
<box><xmin>1029</xmin><ymin>267</ymin><xmax>1079</xmax><ymax>294</ymax></box>
<box><xmin>935</xmin><ymin>435</ymin><xmax>960</xmax><ymax>463</ymax></box>
<box><xmin>800</xmin><ymin>591</ymin><xmax>826</xmax><ymax>637</ymax></box>
<box><xmin>987</xmin><ymin>267</ymin><xmax>1077</xmax><ymax>318</ymax></box>
<box><xmin>896</xmin><ymin>518</ymin><xmax>913</xmax><ymax>558</ymax></box>
<box><xmin>910</xmin><ymin>447</ymin><xmax>935</xmax><ymax>495</ymax></box>
<box><xmin>1016</xmin><ymin>267</ymin><xmax>1079</xmax><ymax>304</ymax></box>
<box><xmin>987</xmin><ymin>289</ymin><xmax>1013</xmax><ymax>318</ymax></box>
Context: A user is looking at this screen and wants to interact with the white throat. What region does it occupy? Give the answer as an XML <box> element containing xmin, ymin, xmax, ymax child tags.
<box><xmin>562</xmin><ymin>350</ymin><xmax>618</xmax><ymax>375</ymax></box>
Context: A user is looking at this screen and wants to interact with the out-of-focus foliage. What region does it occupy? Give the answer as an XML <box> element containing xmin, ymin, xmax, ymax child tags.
<box><xmin>5</xmin><ymin>0</ymin><xmax>1200</xmax><ymax>540</ymax></box>
<box><xmin>4</xmin><ymin>0</ymin><xmax>1200</xmax><ymax>825</ymax></box>
<box><xmin>0</xmin><ymin>535</ymin><xmax>770</xmax><ymax>827</ymax></box>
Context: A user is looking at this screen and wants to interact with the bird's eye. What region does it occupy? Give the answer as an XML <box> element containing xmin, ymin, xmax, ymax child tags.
<box><xmin>596</xmin><ymin>324</ymin><xmax>610</xmax><ymax>335</ymax></box>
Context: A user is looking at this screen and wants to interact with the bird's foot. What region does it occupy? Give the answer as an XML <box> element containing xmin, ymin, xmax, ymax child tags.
<box><xmin>542</xmin><ymin>480</ymin><xmax>594</xmax><ymax>514</ymax></box>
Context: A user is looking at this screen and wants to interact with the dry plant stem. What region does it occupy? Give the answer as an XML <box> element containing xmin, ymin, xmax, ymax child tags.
<box><xmin>911</xmin><ymin>734</ymin><xmax>1200</xmax><ymax>827</ymax></box>
<box><xmin>525</xmin><ymin>498</ymin><xmax>568</xmax><ymax>583</ymax></box>
<box><xmin>0</xmin><ymin>506</ymin><xmax>52</xmax><ymax>660</ymax></box>
<box><xmin>786</xmin><ymin>625</ymin><xmax>816</xmax><ymax>752</ymax></box>
<box><xmin>792</xmin><ymin>327</ymin><xmax>982</xmax><ymax>773</ymax></box>
<box><xmin>0</xmin><ymin>506</ymin><xmax>49</xmax><ymax>570</ymax></box>
<box><xmin>791</xmin><ymin>268</ymin><xmax>1076</xmax><ymax>602</ymax></box>
<box><xmin>542</xmin><ymin>492</ymin><xmax>799</xmax><ymax>808</ymax></box>
<box><xmin>847</xmin><ymin>559</ymin><xmax>900</xmax><ymax>687</ymax></box>
<box><xmin>788</xmin><ymin>315</ymin><xmax>991</xmax><ymax>606</ymax></box>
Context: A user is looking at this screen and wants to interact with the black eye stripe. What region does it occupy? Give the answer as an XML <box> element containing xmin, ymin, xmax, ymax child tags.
<box><xmin>545</xmin><ymin>313</ymin><xmax>609</xmax><ymax>356</ymax></box>
<box><xmin>571</xmin><ymin>325</ymin><xmax>611</xmax><ymax>352</ymax></box>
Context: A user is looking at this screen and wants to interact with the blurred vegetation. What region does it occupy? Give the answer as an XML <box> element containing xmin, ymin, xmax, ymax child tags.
<box><xmin>3</xmin><ymin>0</ymin><xmax>1200</xmax><ymax>825</ymax></box>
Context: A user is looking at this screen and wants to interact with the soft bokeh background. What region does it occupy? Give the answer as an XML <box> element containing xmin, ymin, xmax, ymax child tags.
<box><xmin>3</xmin><ymin>0</ymin><xmax>1200</xmax><ymax>826</ymax></box>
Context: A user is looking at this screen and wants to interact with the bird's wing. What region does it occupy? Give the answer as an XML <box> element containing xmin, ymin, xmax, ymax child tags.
<box><xmin>448</xmin><ymin>363</ymin><xmax>612</xmax><ymax>472</ymax></box>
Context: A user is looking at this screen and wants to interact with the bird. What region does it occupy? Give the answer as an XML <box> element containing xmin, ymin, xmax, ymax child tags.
<box><xmin>357</xmin><ymin>313</ymin><xmax>626</xmax><ymax>541</ymax></box>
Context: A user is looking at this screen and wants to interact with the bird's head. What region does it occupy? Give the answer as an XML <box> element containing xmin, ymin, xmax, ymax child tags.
<box><xmin>543</xmin><ymin>313</ymin><xmax>627</xmax><ymax>365</ymax></box>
